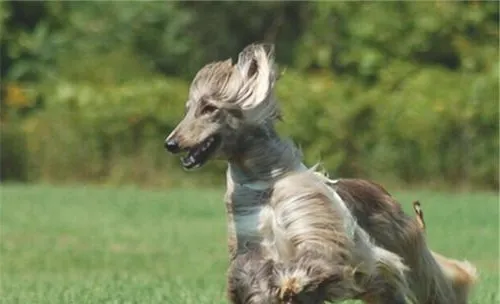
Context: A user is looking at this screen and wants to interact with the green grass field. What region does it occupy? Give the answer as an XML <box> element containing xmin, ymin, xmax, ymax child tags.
<box><xmin>1</xmin><ymin>184</ymin><xmax>498</xmax><ymax>303</ymax></box>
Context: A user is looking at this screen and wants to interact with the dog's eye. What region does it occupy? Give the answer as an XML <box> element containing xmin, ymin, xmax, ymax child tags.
<box><xmin>201</xmin><ymin>104</ymin><xmax>218</xmax><ymax>115</ymax></box>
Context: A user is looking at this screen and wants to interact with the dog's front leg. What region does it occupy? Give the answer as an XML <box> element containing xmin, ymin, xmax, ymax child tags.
<box><xmin>226</xmin><ymin>251</ymin><xmax>280</xmax><ymax>304</ymax></box>
<box><xmin>261</xmin><ymin>192</ymin><xmax>363</xmax><ymax>303</ymax></box>
<box><xmin>273</xmin><ymin>251</ymin><xmax>360</xmax><ymax>304</ymax></box>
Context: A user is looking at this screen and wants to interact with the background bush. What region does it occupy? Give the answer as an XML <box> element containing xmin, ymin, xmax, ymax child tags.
<box><xmin>1</xmin><ymin>1</ymin><xmax>498</xmax><ymax>190</ymax></box>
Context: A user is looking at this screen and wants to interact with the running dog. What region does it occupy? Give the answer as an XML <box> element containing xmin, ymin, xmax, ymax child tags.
<box><xmin>164</xmin><ymin>43</ymin><xmax>414</xmax><ymax>303</ymax></box>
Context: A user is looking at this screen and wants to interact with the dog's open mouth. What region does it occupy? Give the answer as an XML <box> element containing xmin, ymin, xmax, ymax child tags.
<box><xmin>181</xmin><ymin>135</ymin><xmax>221</xmax><ymax>169</ymax></box>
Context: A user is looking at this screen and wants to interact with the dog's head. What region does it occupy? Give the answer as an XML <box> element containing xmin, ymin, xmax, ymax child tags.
<box><xmin>164</xmin><ymin>43</ymin><xmax>280</xmax><ymax>170</ymax></box>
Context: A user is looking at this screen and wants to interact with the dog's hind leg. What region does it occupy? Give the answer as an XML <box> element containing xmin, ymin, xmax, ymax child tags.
<box><xmin>355</xmin><ymin>271</ymin><xmax>415</xmax><ymax>304</ymax></box>
<box><xmin>356</xmin><ymin>266</ymin><xmax>414</xmax><ymax>304</ymax></box>
<box><xmin>359</xmin><ymin>289</ymin><xmax>409</xmax><ymax>304</ymax></box>
<box><xmin>356</xmin><ymin>274</ymin><xmax>417</xmax><ymax>304</ymax></box>
<box><xmin>352</xmin><ymin>231</ymin><xmax>417</xmax><ymax>304</ymax></box>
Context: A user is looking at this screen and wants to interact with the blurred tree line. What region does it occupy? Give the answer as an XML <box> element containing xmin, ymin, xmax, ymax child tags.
<box><xmin>1</xmin><ymin>1</ymin><xmax>498</xmax><ymax>190</ymax></box>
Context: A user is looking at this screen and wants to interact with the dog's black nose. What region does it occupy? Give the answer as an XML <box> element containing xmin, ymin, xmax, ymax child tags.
<box><xmin>164</xmin><ymin>138</ymin><xmax>181</xmax><ymax>153</ymax></box>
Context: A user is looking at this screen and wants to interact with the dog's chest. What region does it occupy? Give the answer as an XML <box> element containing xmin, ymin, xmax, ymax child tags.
<box><xmin>225</xmin><ymin>186</ymin><xmax>271</xmax><ymax>250</ymax></box>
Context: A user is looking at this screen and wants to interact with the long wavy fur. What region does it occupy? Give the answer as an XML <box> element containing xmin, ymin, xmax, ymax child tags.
<box><xmin>166</xmin><ymin>42</ymin><xmax>476</xmax><ymax>304</ymax></box>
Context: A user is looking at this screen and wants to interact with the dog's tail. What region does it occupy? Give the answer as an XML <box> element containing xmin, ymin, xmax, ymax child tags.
<box><xmin>432</xmin><ymin>252</ymin><xmax>478</xmax><ymax>287</ymax></box>
<box><xmin>412</xmin><ymin>201</ymin><xmax>479</xmax><ymax>302</ymax></box>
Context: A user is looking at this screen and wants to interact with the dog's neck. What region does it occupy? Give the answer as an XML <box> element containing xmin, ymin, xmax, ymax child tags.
<box><xmin>228</xmin><ymin>124</ymin><xmax>307</xmax><ymax>190</ymax></box>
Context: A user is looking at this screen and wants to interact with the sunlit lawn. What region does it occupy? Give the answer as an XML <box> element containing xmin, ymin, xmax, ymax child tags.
<box><xmin>1</xmin><ymin>184</ymin><xmax>498</xmax><ymax>303</ymax></box>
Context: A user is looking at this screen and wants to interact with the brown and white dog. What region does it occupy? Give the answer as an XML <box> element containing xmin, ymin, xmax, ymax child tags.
<box><xmin>164</xmin><ymin>43</ymin><xmax>415</xmax><ymax>303</ymax></box>
<box><xmin>163</xmin><ymin>43</ymin><xmax>477</xmax><ymax>303</ymax></box>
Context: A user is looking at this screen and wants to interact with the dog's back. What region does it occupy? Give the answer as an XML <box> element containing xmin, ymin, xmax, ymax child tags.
<box><xmin>332</xmin><ymin>178</ymin><xmax>477</xmax><ymax>304</ymax></box>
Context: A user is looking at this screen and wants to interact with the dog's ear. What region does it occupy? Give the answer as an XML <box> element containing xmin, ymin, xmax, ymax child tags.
<box><xmin>237</xmin><ymin>43</ymin><xmax>275</xmax><ymax>79</ymax></box>
<box><xmin>235</xmin><ymin>43</ymin><xmax>279</xmax><ymax>123</ymax></box>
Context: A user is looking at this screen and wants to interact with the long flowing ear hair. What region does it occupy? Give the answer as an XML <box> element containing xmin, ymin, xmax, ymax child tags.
<box><xmin>234</xmin><ymin>43</ymin><xmax>281</xmax><ymax>124</ymax></box>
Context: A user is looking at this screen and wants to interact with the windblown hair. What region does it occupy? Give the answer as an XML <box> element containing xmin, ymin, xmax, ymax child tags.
<box><xmin>165</xmin><ymin>42</ymin><xmax>476</xmax><ymax>304</ymax></box>
<box><xmin>188</xmin><ymin>43</ymin><xmax>281</xmax><ymax>125</ymax></box>
<box><xmin>226</xmin><ymin>168</ymin><xmax>414</xmax><ymax>304</ymax></box>
<box><xmin>330</xmin><ymin>178</ymin><xmax>478</xmax><ymax>304</ymax></box>
<box><xmin>168</xmin><ymin>43</ymin><xmax>416</xmax><ymax>304</ymax></box>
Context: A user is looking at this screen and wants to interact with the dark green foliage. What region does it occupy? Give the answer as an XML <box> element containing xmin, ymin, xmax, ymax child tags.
<box><xmin>0</xmin><ymin>119</ymin><xmax>28</xmax><ymax>181</ymax></box>
<box><xmin>1</xmin><ymin>1</ymin><xmax>498</xmax><ymax>189</ymax></box>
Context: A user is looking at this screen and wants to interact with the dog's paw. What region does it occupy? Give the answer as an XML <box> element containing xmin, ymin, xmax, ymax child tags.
<box><xmin>278</xmin><ymin>277</ymin><xmax>302</xmax><ymax>303</ymax></box>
